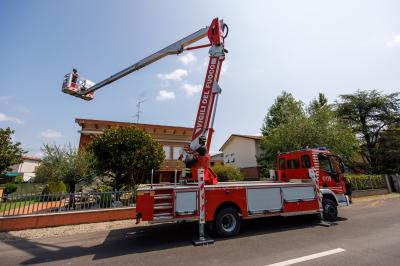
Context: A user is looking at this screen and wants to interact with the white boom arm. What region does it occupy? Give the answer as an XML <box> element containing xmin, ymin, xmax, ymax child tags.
<box><xmin>63</xmin><ymin>26</ymin><xmax>209</xmax><ymax>98</ymax></box>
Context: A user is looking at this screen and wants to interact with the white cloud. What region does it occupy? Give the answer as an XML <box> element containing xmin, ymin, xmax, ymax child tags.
<box><xmin>178</xmin><ymin>52</ymin><xmax>197</xmax><ymax>65</ymax></box>
<box><xmin>182</xmin><ymin>83</ymin><xmax>202</xmax><ymax>96</ymax></box>
<box><xmin>386</xmin><ymin>34</ymin><xmax>400</xmax><ymax>48</ymax></box>
<box><xmin>41</xmin><ymin>129</ymin><xmax>64</xmax><ymax>139</ymax></box>
<box><xmin>156</xmin><ymin>90</ymin><xmax>176</xmax><ymax>101</ymax></box>
<box><xmin>157</xmin><ymin>69</ymin><xmax>188</xmax><ymax>81</ymax></box>
<box><xmin>0</xmin><ymin>113</ymin><xmax>23</xmax><ymax>124</ymax></box>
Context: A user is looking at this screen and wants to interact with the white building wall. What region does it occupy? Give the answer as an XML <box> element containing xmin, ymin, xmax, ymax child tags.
<box><xmin>223</xmin><ymin>137</ymin><xmax>258</xmax><ymax>168</ymax></box>
<box><xmin>19</xmin><ymin>160</ymin><xmax>40</xmax><ymax>173</ymax></box>
<box><xmin>8</xmin><ymin>159</ymin><xmax>41</xmax><ymax>182</ymax></box>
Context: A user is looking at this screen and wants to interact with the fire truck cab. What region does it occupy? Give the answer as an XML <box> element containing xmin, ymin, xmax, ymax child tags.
<box><xmin>277</xmin><ymin>147</ymin><xmax>349</xmax><ymax>220</ymax></box>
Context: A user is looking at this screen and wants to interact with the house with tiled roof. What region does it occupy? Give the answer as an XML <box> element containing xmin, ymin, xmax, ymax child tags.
<box><xmin>75</xmin><ymin>118</ymin><xmax>193</xmax><ymax>183</ymax></box>
<box><xmin>3</xmin><ymin>156</ymin><xmax>42</xmax><ymax>183</ymax></box>
<box><xmin>220</xmin><ymin>134</ymin><xmax>263</xmax><ymax>179</ymax></box>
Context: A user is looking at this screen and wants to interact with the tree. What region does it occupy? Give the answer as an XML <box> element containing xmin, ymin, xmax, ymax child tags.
<box><xmin>375</xmin><ymin>125</ymin><xmax>400</xmax><ymax>174</ymax></box>
<box><xmin>258</xmin><ymin>93</ymin><xmax>359</xmax><ymax>171</ymax></box>
<box><xmin>308</xmin><ymin>93</ymin><xmax>328</xmax><ymax>115</ymax></box>
<box><xmin>88</xmin><ymin>127</ymin><xmax>164</xmax><ymax>189</ymax></box>
<box><xmin>0</xmin><ymin>127</ymin><xmax>25</xmax><ymax>174</ymax></box>
<box><xmin>34</xmin><ymin>144</ymin><xmax>96</xmax><ymax>192</ymax></box>
<box><xmin>261</xmin><ymin>91</ymin><xmax>304</xmax><ymax>136</ymax></box>
<box><xmin>336</xmin><ymin>90</ymin><xmax>400</xmax><ymax>172</ymax></box>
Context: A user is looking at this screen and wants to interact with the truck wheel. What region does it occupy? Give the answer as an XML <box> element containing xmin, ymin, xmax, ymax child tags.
<box><xmin>322</xmin><ymin>198</ymin><xmax>338</xmax><ymax>221</ymax></box>
<box><xmin>214</xmin><ymin>207</ymin><xmax>241</xmax><ymax>237</ymax></box>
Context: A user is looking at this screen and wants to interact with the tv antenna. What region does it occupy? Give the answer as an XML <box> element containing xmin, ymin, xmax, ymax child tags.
<box><xmin>133</xmin><ymin>99</ymin><xmax>146</xmax><ymax>123</ymax></box>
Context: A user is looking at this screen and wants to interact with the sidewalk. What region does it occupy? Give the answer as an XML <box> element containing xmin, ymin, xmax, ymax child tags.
<box><xmin>352</xmin><ymin>193</ymin><xmax>400</xmax><ymax>203</ymax></box>
<box><xmin>0</xmin><ymin>219</ymin><xmax>148</xmax><ymax>241</ymax></box>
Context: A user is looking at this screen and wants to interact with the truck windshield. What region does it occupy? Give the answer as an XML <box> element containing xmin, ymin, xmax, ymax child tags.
<box><xmin>318</xmin><ymin>153</ymin><xmax>340</xmax><ymax>182</ymax></box>
<box><xmin>318</xmin><ymin>154</ymin><xmax>332</xmax><ymax>173</ymax></box>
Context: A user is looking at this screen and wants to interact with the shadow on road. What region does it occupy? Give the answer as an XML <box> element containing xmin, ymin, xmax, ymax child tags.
<box><xmin>1</xmin><ymin>215</ymin><xmax>347</xmax><ymax>265</ymax></box>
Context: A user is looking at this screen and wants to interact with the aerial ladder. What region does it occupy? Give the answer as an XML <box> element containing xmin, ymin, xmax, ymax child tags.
<box><xmin>62</xmin><ymin>18</ymin><xmax>228</xmax><ymax>185</ymax></box>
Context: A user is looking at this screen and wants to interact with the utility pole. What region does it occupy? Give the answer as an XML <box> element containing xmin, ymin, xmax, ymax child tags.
<box><xmin>133</xmin><ymin>99</ymin><xmax>146</xmax><ymax>123</ymax></box>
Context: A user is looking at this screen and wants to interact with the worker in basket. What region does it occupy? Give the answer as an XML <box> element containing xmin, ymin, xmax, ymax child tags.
<box><xmin>179</xmin><ymin>135</ymin><xmax>208</xmax><ymax>181</ymax></box>
<box><xmin>71</xmin><ymin>68</ymin><xmax>79</xmax><ymax>87</ymax></box>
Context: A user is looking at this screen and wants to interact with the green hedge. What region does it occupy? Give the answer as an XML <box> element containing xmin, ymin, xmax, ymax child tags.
<box><xmin>42</xmin><ymin>181</ymin><xmax>67</xmax><ymax>194</ymax></box>
<box><xmin>212</xmin><ymin>165</ymin><xmax>244</xmax><ymax>182</ymax></box>
<box><xmin>346</xmin><ymin>174</ymin><xmax>386</xmax><ymax>190</ymax></box>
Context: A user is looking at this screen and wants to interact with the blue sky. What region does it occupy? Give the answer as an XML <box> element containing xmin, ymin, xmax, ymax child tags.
<box><xmin>1</xmin><ymin>0</ymin><xmax>399</xmax><ymax>157</ymax></box>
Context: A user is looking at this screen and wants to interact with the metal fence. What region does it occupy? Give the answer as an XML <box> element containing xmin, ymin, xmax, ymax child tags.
<box><xmin>0</xmin><ymin>190</ymin><xmax>135</xmax><ymax>217</ymax></box>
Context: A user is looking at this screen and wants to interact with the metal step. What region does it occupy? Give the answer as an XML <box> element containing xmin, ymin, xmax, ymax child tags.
<box><xmin>154</xmin><ymin>194</ymin><xmax>172</xmax><ymax>200</ymax></box>
<box><xmin>154</xmin><ymin>203</ymin><xmax>172</xmax><ymax>210</ymax></box>
<box><xmin>153</xmin><ymin>212</ymin><xmax>173</xmax><ymax>221</ymax></box>
<box><xmin>152</xmin><ymin>215</ymin><xmax>174</xmax><ymax>222</ymax></box>
<box><xmin>154</xmin><ymin>202</ymin><xmax>172</xmax><ymax>207</ymax></box>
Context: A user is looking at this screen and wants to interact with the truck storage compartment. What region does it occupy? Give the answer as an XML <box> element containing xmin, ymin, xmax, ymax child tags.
<box><xmin>175</xmin><ymin>191</ymin><xmax>197</xmax><ymax>216</ymax></box>
<box><xmin>282</xmin><ymin>186</ymin><xmax>316</xmax><ymax>202</ymax></box>
<box><xmin>246</xmin><ymin>187</ymin><xmax>282</xmax><ymax>215</ymax></box>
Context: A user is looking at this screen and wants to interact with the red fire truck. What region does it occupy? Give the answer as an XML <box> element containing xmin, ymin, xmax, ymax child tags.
<box><xmin>276</xmin><ymin>148</ymin><xmax>349</xmax><ymax>221</ymax></box>
<box><xmin>62</xmin><ymin>18</ymin><xmax>348</xmax><ymax>243</ymax></box>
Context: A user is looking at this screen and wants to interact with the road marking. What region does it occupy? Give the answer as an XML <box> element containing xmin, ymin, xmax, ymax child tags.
<box><xmin>266</xmin><ymin>248</ymin><xmax>346</xmax><ymax>266</ymax></box>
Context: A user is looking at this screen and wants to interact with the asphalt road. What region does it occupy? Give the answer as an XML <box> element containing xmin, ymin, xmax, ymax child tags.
<box><xmin>1</xmin><ymin>196</ymin><xmax>400</xmax><ymax>266</ymax></box>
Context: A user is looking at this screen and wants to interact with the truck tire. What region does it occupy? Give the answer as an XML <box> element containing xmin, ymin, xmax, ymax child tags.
<box><xmin>214</xmin><ymin>207</ymin><xmax>241</xmax><ymax>237</ymax></box>
<box><xmin>322</xmin><ymin>198</ymin><xmax>338</xmax><ymax>221</ymax></box>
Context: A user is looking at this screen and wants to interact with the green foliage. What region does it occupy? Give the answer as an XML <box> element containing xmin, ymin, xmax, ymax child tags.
<box><xmin>14</xmin><ymin>175</ymin><xmax>24</xmax><ymax>184</ymax></box>
<box><xmin>258</xmin><ymin>93</ymin><xmax>359</xmax><ymax>170</ymax></box>
<box><xmin>375</xmin><ymin>126</ymin><xmax>400</xmax><ymax>174</ymax></box>
<box><xmin>95</xmin><ymin>184</ymin><xmax>113</xmax><ymax>192</ymax></box>
<box><xmin>336</xmin><ymin>90</ymin><xmax>400</xmax><ymax>172</ymax></box>
<box><xmin>34</xmin><ymin>144</ymin><xmax>96</xmax><ymax>192</ymax></box>
<box><xmin>212</xmin><ymin>164</ymin><xmax>244</xmax><ymax>182</ymax></box>
<box><xmin>0</xmin><ymin>127</ymin><xmax>25</xmax><ymax>174</ymax></box>
<box><xmin>4</xmin><ymin>183</ymin><xmax>17</xmax><ymax>195</ymax></box>
<box><xmin>94</xmin><ymin>184</ymin><xmax>113</xmax><ymax>208</ymax></box>
<box><xmin>100</xmin><ymin>193</ymin><xmax>112</xmax><ymax>208</ymax></box>
<box><xmin>88</xmin><ymin>127</ymin><xmax>164</xmax><ymax>190</ymax></box>
<box><xmin>41</xmin><ymin>181</ymin><xmax>67</xmax><ymax>194</ymax></box>
<box><xmin>261</xmin><ymin>91</ymin><xmax>304</xmax><ymax>136</ymax></box>
<box><xmin>346</xmin><ymin>174</ymin><xmax>386</xmax><ymax>190</ymax></box>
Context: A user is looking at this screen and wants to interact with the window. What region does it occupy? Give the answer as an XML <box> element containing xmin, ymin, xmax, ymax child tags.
<box><xmin>279</xmin><ymin>158</ymin><xmax>286</xmax><ymax>169</ymax></box>
<box><xmin>163</xmin><ymin>145</ymin><xmax>171</xmax><ymax>160</ymax></box>
<box><xmin>287</xmin><ymin>159</ymin><xmax>299</xmax><ymax>169</ymax></box>
<box><xmin>172</xmin><ymin>146</ymin><xmax>183</xmax><ymax>160</ymax></box>
<box><xmin>301</xmin><ymin>155</ymin><xmax>311</xmax><ymax>168</ymax></box>
<box><xmin>224</xmin><ymin>153</ymin><xmax>235</xmax><ymax>164</ymax></box>
<box><xmin>318</xmin><ymin>153</ymin><xmax>336</xmax><ymax>173</ymax></box>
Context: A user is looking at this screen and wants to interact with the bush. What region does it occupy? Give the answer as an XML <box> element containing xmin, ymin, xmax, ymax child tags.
<box><xmin>95</xmin><ymin>184</ymin><xmax>113</xmax><ymax>192</ymax></box>
<box><xmin>99</xmin><ymin>193</ymin><xmax>112</xmax><ymax>208</ymax></box>
<box><xmin>4</xmin><ymin>183</ymin><xmax>17</xmax><ymax>195</ymax></box>
<box><xmin>212</xmin><ymin>164</ymin><xmax>244</xmax><ymax>182</ymax></box>
<box><xmin>94</xmin><ymin>185</ymin><xmax>113</xmax><ymax>208</ymax></box>
<box><xmin>14</xmin><ymin>175</ymin><xmax>24</xmax><ymax>184</ymax></box>
<box><xmin>346</xmin><ymin>174</ymin><xmax>386</xmax><ymax>190</ymax></box>
<box><xmin>42</xmin><ymin>181</ymin><xmax>67</xmax><ymax>194</ymax></box>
